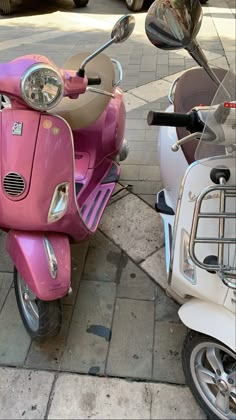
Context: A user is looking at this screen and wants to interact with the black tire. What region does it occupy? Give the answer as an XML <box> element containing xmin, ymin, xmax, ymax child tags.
<box><xmin>14</xmin><ymin>268</ymin><xmax>62</xmax><ymax>341</ymax></box>
<box><xmin>125</xmin><ymin>0</ymin><xmax>144</xmax><ymax>12</ymax></box>
<box><xmin>0</xmin><ymin>0</ymin><xmax>12</xmax><ymax>14</ymax></box>
<box><xmin>200</xmin><ymin>0</ymin><xmax>208</xmax><ymax>3</ymax></box>
<box><xmin>73</xmin><ymin>0</ymin><xmax>89</xmax><ymax>7</ymax></box>
<box><xmin>182</xmin><ymin>330</ymin><xmax>236</xmax><ymax>420</ymax></box>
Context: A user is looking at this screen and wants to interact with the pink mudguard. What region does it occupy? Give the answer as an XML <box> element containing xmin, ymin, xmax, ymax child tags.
<box><xmin>6</xmin><ymin>230</ymin><xmax>71</xmax><ymax>301</ymax></box>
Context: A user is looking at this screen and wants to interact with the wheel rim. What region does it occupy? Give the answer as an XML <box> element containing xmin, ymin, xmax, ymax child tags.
<box><xmin>17</xmin><ymin>274</ymin><xmax>39</xmax><ymax>332</ymax></box>
<box><xmin>190</xmin><ymin>341</ymin><xmax>236</xmax><ymax>419</ymax></box>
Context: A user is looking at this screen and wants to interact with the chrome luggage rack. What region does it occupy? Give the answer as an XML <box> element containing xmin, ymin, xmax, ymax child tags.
<box><xmin>189</xmin><ymin>183</ymin><xmax>236</xmax><ymax>289</ymax></box>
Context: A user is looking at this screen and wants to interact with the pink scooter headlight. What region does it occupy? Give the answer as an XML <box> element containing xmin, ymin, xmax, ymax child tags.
<box><xmin>21</xmin><ymin>63</ymin><xmax>64</xmax><ymax>111</ymax></box>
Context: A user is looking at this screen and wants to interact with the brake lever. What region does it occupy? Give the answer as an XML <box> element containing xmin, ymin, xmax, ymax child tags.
<box><xmin>86</xmin><ymin>87</ymin><xmax>115</xmax><ymax>99</ymax></box>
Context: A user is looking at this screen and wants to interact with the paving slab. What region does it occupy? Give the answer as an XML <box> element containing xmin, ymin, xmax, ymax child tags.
<box><xmin>140</xmin><ymin>247</ymin><xmax>167</xmax><ymax>290</ymax></box>
<box><xmin>0</xmin><ymin>272</ymin><xmax>12</xmax><ymax>311</ymax></box>
<box><xmin>139</xmin><ymin>194</ymin><xmax>156</xmax><ymax>208</ymax></box>
<box><xmin>122</xmin><ymin>180</ymin><xmax>161</xmax><ymax>195</ymax></box>
<box><xmin>153</xmin><ymin>321</ymin><xmax>187</xmax><ymax>384</ymax></box>
<box><xmin>48</xmin><ymin>373</ymin><xmax>206</xmax><ymax>420</ymax></box>
<box><xmin>155</xmin><ymin>286</ymin><xmax>180</xmax><ymax>323</ymax></box>
<box><xmin>48</xmin><ymin>374</ymin><xmax>151</xmax><ymax>420</ymax></box>
<box><xmin>129</xmin><ymin>80</ymin><xmax>171</xmax><ymax>103</ymax></box>
<box><xmin>106</xmin><ymin>298</ymin><xmax>154</xmax><ymax>379</ymax></box>
<box><xmin>63</xmin><ymin>242</ymin><xmax>89</xmax><ymax>306</ymax></box>
<box><xmin>61</xmin><ymin>281</ymin><xmax>116</xmax><ymax>374</ymax></box>
<box><xmin>0</xmin><ymin>367</ymin><xmax>54</xmax><ymax>420</ymax></box>
<box><xmin>100</xmin><ymin>194</ymin><xmax>164</xmax><ymax>263</ymax></box>
<box><xmin>117</xmin><ymin>254</ymin><xmax>156</xmax><ymax>301</ymax></box>
<box><xmin>123</xmin><ymin>93</ymin><xmax>147</xmax><ymax>113</ymax></box>
<box><xmin>0</xmin><ymin>231</ymin><xmax>13</xmax><ymax>273</ymax></box>
<box><xmin>149</xmin><ymin>383</ymin><xmax>207</xmax><ymax>420</ymax></box>
<box><xmin>83</xmin><ymin>231</ymin><xmax>121</xmax><ymax>283</ymax></box>
<box><xmin>107</xmin><ymin>183</ymin><xmax>130</xmax><ymax>206</ymax></box>
<box><xmin>0</xmin><ymin>289</ymin><xmax>31</xmax><ymax>366</ymax></box>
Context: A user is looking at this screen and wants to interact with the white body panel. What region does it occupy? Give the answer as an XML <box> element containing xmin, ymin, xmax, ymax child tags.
<box><xmin>170</xmin><ymin>156</ymin><xmax>236</xmax><ymax>306</ymax></box>
<box><xmin>179</xmin><ymin>299</ymin><xmax>236</xmax><ymax>352</ymax></box>
<box><xmin>158</xmin><ymin>104</ymin><xmax>188</xmax><ymax>211</ymax></box>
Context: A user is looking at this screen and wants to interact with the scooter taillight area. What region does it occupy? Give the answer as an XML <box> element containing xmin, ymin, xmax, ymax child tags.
<box><xmin>189</xmin><ymin>184</ymin><xmax>236</xmax><ymax>289</ymax></box>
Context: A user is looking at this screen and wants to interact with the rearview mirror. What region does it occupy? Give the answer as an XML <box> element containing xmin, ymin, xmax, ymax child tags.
<box><xmin>145</xmin><ymin>0</ymin><xmax>202</xmax><ymax>50</ymax></box>
<box><xmin>145</xmin><ymin>0</ymin><xmax>221</xmax><ymax>86</ymax></box>
<box><xmin>111</xmin><ymin>15</ymin><xmax>135</xmax><ymax>43</ymax></box>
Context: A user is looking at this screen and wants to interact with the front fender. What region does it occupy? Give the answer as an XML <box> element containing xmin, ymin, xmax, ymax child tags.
<box><xmin>6</xmin><ymin>230</ymin><xmax>71</xmax><ymax>301</ymax></box>
<box><xmin>179</xmin><ymin>299</ymin><xmax>236</xmax><ymax>352</ymax></box>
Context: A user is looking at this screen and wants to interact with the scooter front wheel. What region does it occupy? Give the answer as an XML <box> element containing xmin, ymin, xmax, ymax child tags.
<box><xmin>14</xmin><ymin>269</ymin><xmax>62</xmax><ymax>341</ymax></box>
<box><xmin>182</xmin><ymin>330</ymin><xmax>236</xmax><ymax>420</ymax></box>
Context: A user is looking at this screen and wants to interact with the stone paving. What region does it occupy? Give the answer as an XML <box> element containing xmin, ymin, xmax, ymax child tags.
<box><xmin>0</xmin><ymin>0</ymin><xmax>235</xmax><ymax>418</ymax></box>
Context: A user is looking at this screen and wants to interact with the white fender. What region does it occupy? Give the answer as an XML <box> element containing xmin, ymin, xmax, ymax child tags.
<box><xmin>179</xmin><ymin>299</ymin><xmax>236</xmax><ymax>352</ymax></box>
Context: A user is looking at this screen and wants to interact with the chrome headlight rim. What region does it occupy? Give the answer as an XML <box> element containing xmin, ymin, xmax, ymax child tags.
<box><xmin>21</xmin><ymin>63</ymin><xmax>64</xmax><ymax>111</ymax></box>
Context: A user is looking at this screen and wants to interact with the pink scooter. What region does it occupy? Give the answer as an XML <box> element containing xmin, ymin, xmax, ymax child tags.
<box><xmin>0</xmin><ymin>15</ymin><xmax>135</xmax><ymax>340</ymax></box>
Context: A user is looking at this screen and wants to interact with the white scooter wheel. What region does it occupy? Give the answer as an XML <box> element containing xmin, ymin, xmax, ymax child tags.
<box><xmin>14</xmin><ymin>268</ymin><xmax>63</xmax><ymax>341</ymax></box>
<box><xmin>0</xmin><ymin>0</ymin><xmax>12</xmax><ymax>14</ymax></box>
<box><xmin>125</xmin><ymin>0</ymin><xmax>144</xmax><ymax>12</ymax></box>
<box><xmin>182</xmin><ymin>330</ymin><xmax>236</xmax><ymax>420</ymax></box>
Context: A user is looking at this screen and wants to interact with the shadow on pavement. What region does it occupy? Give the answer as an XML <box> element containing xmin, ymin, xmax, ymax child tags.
<box><xmin>1</xmin><ymin>0</ymin><xmax>154</xmax><ymax>19</ymax></box>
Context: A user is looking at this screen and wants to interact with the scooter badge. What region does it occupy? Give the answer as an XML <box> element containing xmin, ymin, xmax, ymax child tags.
<box><xmin>12</xmin><ymin>122</ymin><xmax>23</xmax><ymax>136</ymax></box>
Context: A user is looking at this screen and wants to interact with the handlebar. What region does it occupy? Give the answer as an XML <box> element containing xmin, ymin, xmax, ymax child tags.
<box><xmin>87</xmin><ymin>76</ymin><xmax>101</xmax><ymax>86</ymax></box>
<box><xmin>147</xmin><ymin>111</ymin><xmax>191</xmax><ymax>127</ymax></box>
<box><xmin>147</xmin><ymin>110</ymin><xmax>204</xmax><ymax>133</ymax></box>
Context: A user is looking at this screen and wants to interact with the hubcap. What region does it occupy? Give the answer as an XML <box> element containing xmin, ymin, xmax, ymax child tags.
<box><xmin>190</xmin><ymin>342</ymin><xmax>236</xmax><ymax>419</ymax></box>
<box><xmin>17</xmin><ymin>273</ymin><xmax>39</xmax><ymax>332</ymax></box>
<box><xmin>217</xmin><ymin>379</ymin><xmax>229</xmax><ymax>393</ymax></box>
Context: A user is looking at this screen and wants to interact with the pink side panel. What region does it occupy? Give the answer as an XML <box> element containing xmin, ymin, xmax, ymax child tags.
<box><xmin>1</xmin><ymin>109</ymin><xmax>40</xmax><ymax>200</ymax></box>
<box><xmin>0</xmin><ymin>113</ymin><xmax>86</xmax><ymax>239</ymax></box>
<box><xmin>73</xmin><ymin>88</ymin><xmax>126</xmax><ymax>169</ymax></box>
<box><xmin>6</xmin><ymin>230</ymin><xmax>71</xmax><ymax>301</ymax></box>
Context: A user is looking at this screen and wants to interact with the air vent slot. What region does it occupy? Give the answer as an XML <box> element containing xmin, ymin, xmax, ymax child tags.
<box><xmin>3</xmin><ymin>172</ymin><xmax>26</xmax><ymax>197</ymax></box>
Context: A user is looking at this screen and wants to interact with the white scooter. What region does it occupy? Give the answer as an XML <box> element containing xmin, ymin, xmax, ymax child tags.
<box><xmin>145</xmin><ymin>1</ymin><xmax>236</xmax><ymax>419</ymax></box>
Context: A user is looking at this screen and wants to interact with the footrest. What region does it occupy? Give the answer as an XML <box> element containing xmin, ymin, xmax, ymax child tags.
<box><xmin>81</xmin><ymin>184</ymin><xmax>113</xmax><ymax>231</ymax></box>
<box><xmin>80</xmin><ymin>162</ymin><xmax>119</xmax><ymax>231</ymax></box>
<box><xmin>156</xmin><ymin>190</ymin><xmax>175</xmax><ymax>215</ymax></box>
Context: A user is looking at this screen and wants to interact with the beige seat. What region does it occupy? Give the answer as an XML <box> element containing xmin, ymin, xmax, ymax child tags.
<box><xmin>52</xmin><ymin>52</ymin><xmax>115</xmax><ymax>130</ymax></box>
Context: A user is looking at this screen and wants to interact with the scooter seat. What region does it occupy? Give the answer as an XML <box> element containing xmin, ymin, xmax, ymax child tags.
<box><xmin>174</xmin><ymin>67</ymin><xmax>227</xmax><ymax>164</ymax></box>
<box><xmin>51</xmin><ymin>52</ymin><xmax>115</xmax><ymax>130</ymax></box>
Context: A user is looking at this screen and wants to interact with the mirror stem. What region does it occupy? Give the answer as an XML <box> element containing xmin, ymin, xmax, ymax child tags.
<box><xmin>77</xmin><ymin>38</ymin><xmax>115</xmax><ymax>77</ymax></box>
<box><xmin>188</xmin><ymin>41</ymin><xmax>222</xmax><ymax>87</ymax></box>
<box><xmin>188</xmin><ymin>41</ymin><xmax>230</xmax><ymax>98</ymax></box>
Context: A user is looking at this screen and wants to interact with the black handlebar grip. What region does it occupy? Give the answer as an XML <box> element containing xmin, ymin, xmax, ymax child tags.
<box><xmin>87</xmin><ymin>77</ymin><xmax>102</xmax><ymax>86</ymax></box>
<box><xmin>147</xmin><ymin>111</ymin><xmax>192</xmax><ymax>127</ymax></box>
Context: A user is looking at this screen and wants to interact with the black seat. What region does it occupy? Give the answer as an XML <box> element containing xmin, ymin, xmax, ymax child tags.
<box><xmin>174</xmin><ymin>67</ymin><xmax>227</xmax><ymax>164</ymax></box>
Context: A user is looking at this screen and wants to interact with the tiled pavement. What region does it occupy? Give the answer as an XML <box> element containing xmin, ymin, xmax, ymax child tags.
<box><xmin>0</xmin><ymin>0</ymin><xmax>235</xmax><ymax>418</ymax></box>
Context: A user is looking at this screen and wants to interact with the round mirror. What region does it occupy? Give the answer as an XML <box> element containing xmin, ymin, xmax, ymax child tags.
<box><xmin>145</xmin><ymin>0</ymin><xmax>202</xmax><ymax>51</ymax></box>
<box><xmin>111</xmin><ymin>15</ymin><xmax>135</xmax><ymax>43</ymax></box>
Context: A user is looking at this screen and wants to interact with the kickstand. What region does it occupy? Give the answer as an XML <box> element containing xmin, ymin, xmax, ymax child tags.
<box><xmin>112</xmin><ymin>184</ymin><xmax>133</xmax><ymax>197</ymax></box>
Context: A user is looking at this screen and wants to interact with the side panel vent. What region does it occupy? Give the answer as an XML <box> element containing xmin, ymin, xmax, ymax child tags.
<box><xmin>3</xmin><ymin>172</ymin><xmax>26</xmax><ymax>197</ymax></box>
